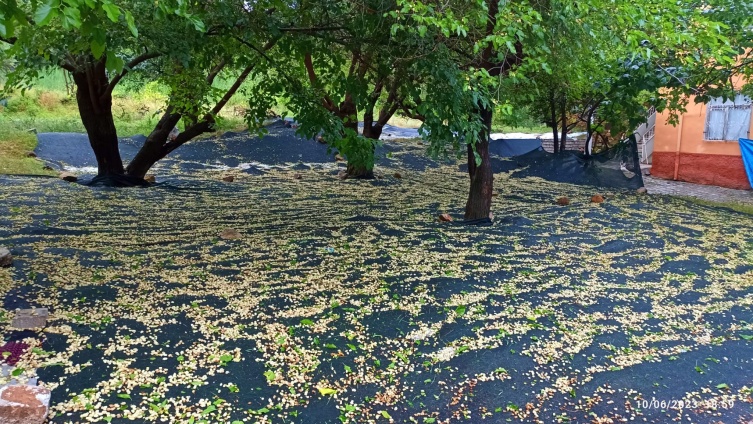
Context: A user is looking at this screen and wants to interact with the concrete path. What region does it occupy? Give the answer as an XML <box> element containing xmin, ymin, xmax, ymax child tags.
<box><xmin>644</xmin><ymin>175</ymin><xmax>753</xmax><ymax>205</ymax></box>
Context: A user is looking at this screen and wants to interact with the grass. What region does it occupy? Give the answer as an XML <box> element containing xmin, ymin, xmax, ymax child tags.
<box><xmin>676</xmin><ymin>195</ymin><xmax>753</xmax><ymax>215</ymax></box>
<box><xmin>0</xmin><ymin>126</ymin><xmax>56</xmax><ymax>175</ymax></box>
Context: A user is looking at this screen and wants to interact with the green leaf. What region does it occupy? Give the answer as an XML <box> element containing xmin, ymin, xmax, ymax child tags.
<box><xmin>716</xmin><ymin>383</ymin><xmax>729</xmax><ymax>389</ymax></box>
<box><xmin>189</xmin><ymin>16</ymin><xmax>205</xmax><ymax>32</ymax></box>
<box><xmin>263</xmin><ymin>371</ymin><xmax>275</xmax><ymax>381</ymax></box>
<box><xmin>90</xmin><ymin>40</ymin><xmax>105</xmax><ymax>60</ymax></box>
<box><xmin>381</xmin><ymin>411</ymin><xmax>392</xmax><ymax>419</ymax></box>
<box><xmin>102</xmin><ymin>3</ymin><xmax>120</xmax><ymax>22</ymax></box>
<box><xmin>34</xmin><ymin>0</ymin><xmax>60</xmax><ymax>26</ymax></box>
<box><xmin>117</xmin><ymin>394</ymin><xmax>131</xmax><ymax>399</ymax></box>
<box><xmin>300</xmin><ymin>319</ymin><xmax>314</xmax><ymax>326</ymax></box>
<box><xmin>125</xmin><ymin>11</ymin><xmax>137</xmax><ymax>37</ymax></box>
<box><xmin>61</xmin><ymin>7</ymin><xmax>81</xmax><ymax>29</ymax></box>
<box><xmin>318</xmin><ymin>387</ymin><xmax>337</xmax><ymax>396</ymax></box>
<box><xmin>105</xmin><ymin>53</ymin><xmax>124</xmax><ymax>74</ymax></box>
<box><xmin>740</xmin><ymin>334</ymin><xmax>753</xmax><ymax>340</ymax></box>
<box><xmin>455</xmin><ymin>305</ymin><xmax>466</xmax><ymax>316</ymax></box>
<box><xmin>11</xmin><ymin>368</ymin><xmax>23</xmax><ymax>377</ymax></box>
<box><xmin>201</xmin><ymin>405</ymin><xmax>216</xmax><ymax>416</ymax></box>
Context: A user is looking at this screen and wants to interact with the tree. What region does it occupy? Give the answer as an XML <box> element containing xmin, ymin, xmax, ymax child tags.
<box><xmin>396</xmin><ymin>0</ymin><xmax>741</xmax><ymax>219</ymax></box>
<box><xmin>246</xmin><ymin>0</ymin><xmax>443</xmax><ymax>178</ymax></box>
<box><xmin>0</xmin><ymin>0</ymin><xmax>281</xmax><ymax>181</ymax></box>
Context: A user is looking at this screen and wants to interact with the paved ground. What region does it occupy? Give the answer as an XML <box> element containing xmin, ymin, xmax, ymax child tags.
<box><xmin>644</xmin><ymin>175</ymin><xmax>753</xmax><ymax>205</ymax></box>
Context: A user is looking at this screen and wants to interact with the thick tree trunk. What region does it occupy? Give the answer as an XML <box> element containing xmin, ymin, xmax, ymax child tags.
<box><xmin>362</xmin><ymin>123</ymin><xmax>384</xmax><ymax>139</ymax></box>
<box><xmin>125</xmin><ymin>108</ymin><xmax>182</xmax><ymax>178</ymax></box>
<box><xmin>72</xmin><ymin>70</ymin><xmax>124</xmax><ymax>175</ymax></box>
<box><xmin>464</xmin><ymin>107</ymin><xmax>494</xmax><ymax>220</ymax></box>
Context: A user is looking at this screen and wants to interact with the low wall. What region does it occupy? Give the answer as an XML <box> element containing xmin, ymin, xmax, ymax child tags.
<box><xmin>652</xmin><ymin>151</ymin><xmax>751</xmax><ymax>190</ymax></box>
<box><xmin>541</xmin><ymin>138</ymin><xmax>583</xmax><ymax>153</ymax></box>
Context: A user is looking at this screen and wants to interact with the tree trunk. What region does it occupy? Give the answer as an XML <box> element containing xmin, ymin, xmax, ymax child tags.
<box><xmin>550</xmin><ymin>91</ymin><xmax>559</xmax><ymax>153</ymax></box>
<box><xmin>559</xmin><ymin>97</ymin><xmax>568</xmax><ymax>152</ymax></box>
<box><xmin>464</xmin><ymin>107</ymin><xmax>494</xmax><ymax>220</ymax></box>
<box><xmin>72</xmin><ymin>70</ymin><xmax>124</xmax><ymax>175</ymax></box>
<box><xmin>362</xmin><ymin>123</ymin><xmax>384</xmax><ymax>139</ymax></box>
<box><xmin>584</xmin><ymin>110</ymin><xmax>593</xmax><ymax>157</ymax></box>
<box><xmin>125</xmin><ymin>108</ymin><xmax>182</xmax><ymax>178</ymax></box>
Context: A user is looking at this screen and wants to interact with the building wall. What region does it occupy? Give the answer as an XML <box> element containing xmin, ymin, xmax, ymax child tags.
<box><xmin>540</xmin><ymin>137</ymin><xmax>582</xmax><ymax>153</ymax></box>
<box><xmin>652</xmin><ymin>99</ymin><xmax>752</xmax><ymax>190</ymax></box>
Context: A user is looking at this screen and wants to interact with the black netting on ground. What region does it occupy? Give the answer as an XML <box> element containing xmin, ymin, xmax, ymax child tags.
<box><xmin>503</xmin><ymin>134</ymin><xmax>644</xmax><ymax>189</ymax></box>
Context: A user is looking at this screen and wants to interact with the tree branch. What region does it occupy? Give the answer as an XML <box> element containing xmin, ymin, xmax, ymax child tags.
<box><xmin>206</xmin><ymin>60</ymin><xmax>227</xmax><ymax>85</ymax></box>
<box><xmin>103</xmin><ymin>52</ymin><xmax>162</xmax><ymax>100</ymax></box>
<box><xmin>304</xmin><ymin>52</ymin><xmax>336</xmax><ymax>110</ymax></box>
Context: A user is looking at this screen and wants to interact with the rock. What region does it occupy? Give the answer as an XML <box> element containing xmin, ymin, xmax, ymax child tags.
<box><xmin>335</xmin><ymin>154</ymin><xmax>345</xmax><ymax>162</ymax></box>
<box><xmin>317</xmin><ymin>135</ymin><xmax>326</xmax><ymax>144</ymax></box>
<box><xmin>438</xmin><ymin>214</ymin><xmax>453</xmax><ymax>222</ymax></box>
<box><xmin>337</xmin><ymin>170</ymin><xmax>348</xmax><ymax>179</ymax></box>
<box><xmin>591</xmin><ymin>195</ymin><xmax>604</xmax><ymax>203</ymax></box>
<box><xmin>58</xmin><ymin>172</ymin><xmax>77</xmax><ymax>182</ymax></box>
<box><xmin>42</xmin><ymin>166</ymin><xmax>53</xmax><ymax>171</ymax></box>
<box><xmin>393</xmin><ymin>172</ymin><xmax>402</xmax><ymax>179</ymax></box>
<box><xmin>556</xmin><ymin>197</ymin><xmax>570</xmax><ymax>206</ymax></box>
<box><xmin>293</xmin><ymin>173</ymin><xmax>302</xmax><ymax>180</ymax></box>
<box><xmin>637</xmin><ymin>187</ymin><xmax>648</xmax><ymax>194</ymax></box>
<box><xmin>24</xmin><ymin>151</ymin><xmax>36</xmax><ymax>158</ymax></box>
<box><xmin>0</xmin><ymin>384</ymin><xmax>51</xmax><ymax>424</ymax></box>
<box><xmin>11</xmin><ymin>309</ymin><xmax>48</xmax><ymax>330</ymax></box>
<box><xmin>0</xmin><ymin>248</ymin><xmax>11</xmax><ymax>268</ymax></box>
<box><xmin>292</xmin><ymin>124</ymin><xmax>298</xmax><ymax>129</ymax></box>
<box><xmin>222</xmin><ymin>175</ymin><xmax>235</xmax><ymax>182</ymax></box>
<box><xmin>220</xmin><ymin>228</ymin><xmax>241</xmax><ymax>240</ymax></box>
<box><xmin>417</xmin><ymin>142</ymin><xmax>423</xmax><ymax>146</ymax></box>
<box><xmin>144</xmin><ymin>175</ymin><xmax>156</xmax><ymax>183</ymax></box>
<box><xmin>492</xmin><ymin>192</ymin><xmax>499</xmax><ymax>197</ymax></box>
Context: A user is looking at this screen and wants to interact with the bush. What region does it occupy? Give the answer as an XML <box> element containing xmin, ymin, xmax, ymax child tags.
<box><xmin>4</xmin><ymin>94</ymin><xmax>42</xmax><ymax>116</ymax></box>
<box><xmin>38</xmin><ymin>91</ymin><xmax>61</xmax><ymax>111</ymax></box>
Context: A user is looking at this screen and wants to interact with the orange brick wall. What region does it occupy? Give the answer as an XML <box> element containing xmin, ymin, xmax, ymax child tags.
<box><xmin>652</xmin><ymin>98</ymin><xmax>752</xmax><ymax>189</ymax></box>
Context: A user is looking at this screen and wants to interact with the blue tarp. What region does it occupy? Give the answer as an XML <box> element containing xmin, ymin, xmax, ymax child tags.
<box><xmin>489</xmin><ymin>138</ymin><xmax>543</xmax><ymax>157</ymax></box>
<box><xmin>739</xmin><ymin>138</ymin><xmax>753</xmax><ymax>188</ymax></box>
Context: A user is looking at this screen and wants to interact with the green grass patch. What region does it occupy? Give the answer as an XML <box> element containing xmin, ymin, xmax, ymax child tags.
<box><xmin>676</xmin><ymin>196</ymin><xmax>753</xmax><ymax>215</ymax></box>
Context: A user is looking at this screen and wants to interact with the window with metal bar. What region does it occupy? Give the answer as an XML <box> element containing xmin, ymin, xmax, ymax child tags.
<box><xmin>703</xmin><ymin>94</ymin><xmax>752</xmax><ymax>141</ymax></box>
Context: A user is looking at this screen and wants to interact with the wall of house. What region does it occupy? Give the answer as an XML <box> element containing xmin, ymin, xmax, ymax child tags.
<box><xmin>652</xmin><ymin>100</ymin><xmax>752</xmax><ymax>190</ymax></box>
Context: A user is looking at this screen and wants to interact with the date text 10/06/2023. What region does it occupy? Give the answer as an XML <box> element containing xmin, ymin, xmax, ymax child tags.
<box><xmin>638</xmin><ymin>398</ymin><xmax>734</xmax><ymax>410</ymax></box>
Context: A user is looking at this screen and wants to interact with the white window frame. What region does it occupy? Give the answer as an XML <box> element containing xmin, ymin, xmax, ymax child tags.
<box><xmin>703</xmin><ymin>95</ymin><xmax>752</xmax><ymax>141</ymax></box>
